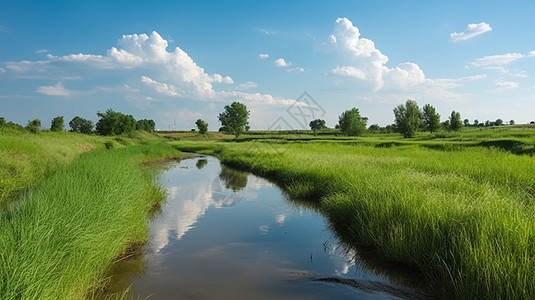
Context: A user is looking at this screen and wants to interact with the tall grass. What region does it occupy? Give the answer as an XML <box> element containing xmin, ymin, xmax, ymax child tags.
<box><xmin>173</xmin><ymin>140</ymin><xmax>535</xmax><ymax>299</ymax></box>
<box><xmin>0</xmin><ymin>142</ymin><xmax>182</xmax><ymax>300</ymax></box>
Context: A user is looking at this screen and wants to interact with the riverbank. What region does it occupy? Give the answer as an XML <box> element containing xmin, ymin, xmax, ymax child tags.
<box><xmin>171</xmin><ymin>138</ymin><xmax>535</xmax><ymax>299</ymax></box>
<box><xmin>0</xmin><ymin>128</ymin><xmax>185</xmax><ymax>299</ymax></box>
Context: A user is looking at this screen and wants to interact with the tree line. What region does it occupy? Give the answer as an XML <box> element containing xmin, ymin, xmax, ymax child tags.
<box><xmin>0</xmin><ymin>109</ymin><xmax>155</xmax><ymax>136</ymax></box>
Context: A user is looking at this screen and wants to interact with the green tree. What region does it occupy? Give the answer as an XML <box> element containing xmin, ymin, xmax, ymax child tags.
<box><xmin>218</xmin><ymin>102</ymin><xmax>249</xmax><ymax>138</ymax></box>
<box><xmin>495</xmin><ymin>118</ymin><xmax>503</xmax><ymax>126</ymax></box>
<box><xmin>69</xmin><ymin>116</ymin><xmax>94</xmax><ymax>134</ymax></box>
<box><xmin>449</xmin><ymin>111</ymin><xmax>462</xmax><ymax>131</ymax></box>
<box><xmin>96</xmin><ymin>109</ymin><xmax>136</xmax><ymax>136</ymax></box>
<box><xmin>463</xmin><ymin>119</ymin><xmax>470</xmax><ymax>127</ymax></box>
<box><xmin>421</xmin><ymin>104</ymin><xmax>441</xmax><ymax>133</ymax></box>
<box><xmin>474</xmin><ymin>119</ymin><xmax>479</xmax><ymax>127</ymax></box>
<box><xmin>136</xmin><ymin>119</ymin><xmax>156</xmax><ymax>132</ymax></box>
<box><xmin>309</xmin><ymin>119</ymin><xmax>327</xmax><ymax>131</ymax></box>
<box><xmin>338</xmin><ymin>107</ymin><xmax>368</xmax><ymax>136</ymax></box>
<box><xmin>51</xmin><ymin>116</ymin><xmax>64</xmax><ymax>132</ymax></box>
<box><xmin>0</xmin><ymin>117</ymin><xmax>6</xmax><ymax>127</ymax></box>
<box><xmin>393</xmin><ymin>100</ymin><xmax>421</xmax><ymax>138</ymax></box>
<box><xmin>368</xmin><ymin>124</ymin><xmax>381</xmax><ymax>133</ymax></box>
<box><xmin>26</xmin><ymin>119</ymin><xmax>41</xmax><ymax>133</ymax></box>
<box><xmin>195</xmin><ymin>119</ymin><xmax>209</xmax><ymax>134</ymax></box>
<box><xmin>509</xmin><ymin>120</ymin><xmax>515</xmax><ymax>125</ymax></box>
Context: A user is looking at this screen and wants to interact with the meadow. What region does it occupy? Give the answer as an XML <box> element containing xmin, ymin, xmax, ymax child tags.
<box><xmin>0</xmin><ymin>128</ymin><xmax>185</xmax><ymax>299</ymax></box>
<box><xmin>169</xmin><ymin>126</ymin><xmax>535</xmax><ymax>299</ymax></box>
<box><xmin>1</xmin><ymin>125</ymin><xmax>535</xmax><ymax>299</ymax></box>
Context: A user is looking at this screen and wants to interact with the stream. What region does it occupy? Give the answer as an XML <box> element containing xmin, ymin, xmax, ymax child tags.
<box><xmin>101</xmin><ymin>156</ymin><xmax>431</xmax><ymax>299</ymax></box>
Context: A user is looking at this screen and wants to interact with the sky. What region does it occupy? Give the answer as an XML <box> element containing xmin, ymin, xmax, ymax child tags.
<box><xmin>1</xmin><ymin>0</ymin><xmax>534</xmax><ymax>130</ymax></box>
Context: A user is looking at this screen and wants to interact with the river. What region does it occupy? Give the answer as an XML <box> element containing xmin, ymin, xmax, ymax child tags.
<box><xmin>101</xmin><ymin>156</ymin><xmax>431</xmax><ymax>299</ymax></box>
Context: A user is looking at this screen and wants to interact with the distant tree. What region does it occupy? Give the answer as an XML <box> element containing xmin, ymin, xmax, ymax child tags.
<box><xmin>309</xmin><ymin>119</ymin><xmax>327</xmax><ymax>131</ymax></box>
<box><xmin>394</xmin><ymin>100</ymin><xmax>421</xmax><ymax>138</ymax></box>
<box><xmin>0</xmin><ymin>117</ymin><xmax>6</xmax><ymax>127</ymax></box>
<box><xmin>26</xmin><ymin>119</ymin><xmax>41</xmax><ymax>133</ymax></box>
<box><xmin>195</xmin><ymin>119</ymin><xmax>209</xmax><ymax>134</ymax></box>
<box><xmin>384</xmin><ymin>124</ymin><xmax>396</xmax><ymax>134</ymax></box>
<box><xmin>442</xmin><ymin>120</ymin><xmax>450</xmax><ymax>131</ymax></box>
<box><xmin>96</xmin><ymin>109</ymin><xmax>136</xmax><ymax>136</ymax></box>
<box><xmin>449</xmin><ymin>111</ymin><xmax>462</xmax><ymax>131</ymax></box>
<box><xmin>421</xmin><ymin>104</ymin><xmax>441</xmax><ymax>133</ymax></box>
<box><xmin>218</xmin><ymin>102</ymin><xmax>249</xmax><ymax>138</ymax></box>
<box><xmin>473</xmin><ymin>119</ymin><xmax>479</xmax><ymax>127</ymax></box>
<box><xmin>509</xmin><ymin>120</ymin><xmax>515</xmax><ymax>125</ymax></box>
<box><xmin>495</xmin><ymin>119</ymin><xmax>503</xmax><ymax>126</ymax></box>
<box><xmin>136</xmin><ymin>119</ymin><xmax>156</xmax><ymax>132</ymax></box>
<box><xmin>484</xmin><ymin>120</ymin><xmax>491</xmax><ymax>127</ymax></box>
<box><xmin>50</xmin><ymin>116</ymin><xmax>64</xmax><ymax>132</ymax></box>
<box><xmin>463</xmin><ymin>119</ymin><xmax>470</xmax><ymax>127</ymax></box>
<box><xmin>69</xmin><ymin>116</ymin><xmax>94</xmax><ymax>134</ymax></box>
<box><xmin>338</xmin><ymin>107</ymin><xmax>368</xmax><ymax>136</ymax></box>
<box><xmin>368</xmin><ymin>124</ymin><xmax>381</xmax><ymax>133</ymax></box>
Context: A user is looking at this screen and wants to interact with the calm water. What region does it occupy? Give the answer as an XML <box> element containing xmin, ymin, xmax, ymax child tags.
<box><xmin>102</xmin><ymin>157</ymin><xmax>430</xmax><ymax>299</ymax></box>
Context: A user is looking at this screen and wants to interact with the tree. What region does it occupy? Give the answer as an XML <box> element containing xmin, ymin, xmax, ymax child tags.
<box><xmin>442</xmin><ymin>120</ymin><xmax>450</xmax><ymax>130</ymax></box>
<box><xmin>449</xmin><ymin>111</ymin><xmax>462</xmax><ymax>131</ymax></box>
<box><xmin>393</xmin><ymin>100</ymin><xmax>421</xmax><ymax>138</ymax></box>
<box><xmin>510</xmin><ymin>120</ymin><xmax>515</xmax><ymax>125</ymax></box>
<box><xmin>421</xmin><ymin>104</ymin><xmax>441</xmax><ymax>133</ymax></box>
<box><xmin>69</xmin><ymin>116</ymin><xmax>94</xmax><ymax>134</ymax></box>
<box><xmin>51</xmin><ymin>116</ymin><xmax>64</xmax><ymax>132</ymax></box>
<box><xmin>218</xmin><ymin>102</ymin><xmax>249</xmax><ymax>138</ymax></box>
<box><xmin>474</xmin><ymin>119</ymin><xmax>479</xmax><ymax>127</ymax></box>
<box><xmin>368</xmin><ymin>124</ymin><xmax>381</xmax><ymax>133</ymax></box>
<box><xmin>463</xmin><ymin>119</ymin><xmax>470</xmax><ymax>127</ymax></box>
<box><xmin>195</xmin><ymin>119</ymin><xmax>209</xmax><ymax>134</ymax></box>
<box><xmin>26</xmin><ymin>119</ymin><xmax>41</xmax><ymax>133</ymax></box>
<box><xmin>136</xmin><ymin>119</ymin><xmax>155</xmax><ymax>132</ymax></box>
<box><xmin>495</xmin><ymin>119</ymin><xmax>503</xmax><ymax>126</ymax></box>
<box><xmin>96</xmin><ymin>109</ymin><xmax>136</xmax><ymax>136</ymax></box>
<box><xmin>309</xmin><ymin>119</ymin><xmax>327</xmax><ymax>131</ymax></box>
<box><xmin>338</xmin><ymin>108</ymin><xmax>368</xmax><ymax>136</ymax></box>
<box><xmin>0</xmin><ymin>117</ymin><xmax>6</xmax><ymax>127</ymax></box>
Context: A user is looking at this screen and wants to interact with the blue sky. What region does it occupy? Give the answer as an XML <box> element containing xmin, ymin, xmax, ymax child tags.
<box><xmin>1</xmin><ymin>0</ymin><xmax>534</xmax><ymax>130</ymax></box>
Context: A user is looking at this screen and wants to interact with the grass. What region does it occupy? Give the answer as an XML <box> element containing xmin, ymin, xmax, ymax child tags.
<box><xmin>170</xmin><ymin>127</ymin><xmax>535</xmax><ymax>299</ymax></box>
<box><xmin>0</xmin><ymin>134</ymin><xmax>184</xmax><ymax>299</ymax></box>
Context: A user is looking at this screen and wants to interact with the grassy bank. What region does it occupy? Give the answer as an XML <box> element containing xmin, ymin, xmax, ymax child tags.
<box><xmin>172</xmin><ymin>138</ymin><xmax>535</xmax><ymax>299</ymax></box>
<box><xmin>0</xmin><ymin>141</ymin><xmax>183</xmax><ymax>299</ymax></box>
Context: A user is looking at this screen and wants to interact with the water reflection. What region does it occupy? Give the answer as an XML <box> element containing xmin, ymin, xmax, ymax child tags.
<box><xmin>100</xmin><ymin>156</ymin><xmax>431</xmax><ymax>300</ymax></box>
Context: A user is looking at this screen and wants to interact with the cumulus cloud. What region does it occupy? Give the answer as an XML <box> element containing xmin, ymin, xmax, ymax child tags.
<box><xmin>141</xmin><ymin>76</ymin><xmax>179</xmax><ymax>96</ymax></box>
<box><xmin>330</xmin><ymin>17</ymin><xmax>426</xmax><ymax>90</ymax></box>
<box><xmin>37</xmin><ymin>82</ymin><xmax>72</xmax><ymax>97</ymax></box>
<box><xmin>450</xmin><ymin>22</ymin><xmax>492</xmax><ymax>42</ymax></box>
<box><xmin>274</xmin><ymin>58</ymin><xmax>292</xmax><ymax>67</ymax></box>
<box><xmin>258</xmin><ymin>53</ymin><xmax>269</xmax><ymax>59</ymax></box>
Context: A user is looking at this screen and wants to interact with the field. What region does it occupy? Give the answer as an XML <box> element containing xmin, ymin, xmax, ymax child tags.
<box><xmin>1</xmin><ymin>125</ymin><xmax>535</xmax><ymax>299</ymax></box>
<box><xmin>168</xmin><ymin>126</ymin><xmax>535</xmax><ymax>299</ymax></box>
<box><xmin>0</xmin><ymin>128</ymin><xmax>185</xmax><ymax>299</ymax></box>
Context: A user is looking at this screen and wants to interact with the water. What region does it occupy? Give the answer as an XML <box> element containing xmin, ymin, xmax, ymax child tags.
<box><xmin>102</xmin><ymin>156</ymin><xmax>430</xmax><ymax>299</ymax></box>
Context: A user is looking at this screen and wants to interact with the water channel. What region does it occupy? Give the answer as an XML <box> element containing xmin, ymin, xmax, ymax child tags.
<box><xmin>101</xmin><ymin>156</ymin><xmax>431</xmax><ymax>299</ymax></box>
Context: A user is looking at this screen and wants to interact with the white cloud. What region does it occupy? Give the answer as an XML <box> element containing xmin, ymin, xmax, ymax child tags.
<box><xmin>331</xmin><ymin>66</ymin><xmax>366</xmax><ymax>80</ymax></box>
<box><xmin>469</xmin><ymin>53</ymin><xmax>525</xmax><ymax>67</ymax></box>
<box><xmin>35</xmin><ymin>49</ymin><xmax>48</xmax><ymax>54</ymax></box>
<box><xmin>141</xmin><ymin>76</ymin><xmax>178</xmax><ymax>96</ymax></box>
<box><xmin>37</xmin><ymin>82</ymin><xmax>72</xmax><ymax>97</ymax></box>
<box><xmin>496</xmin><ymin>80</ymin><xmax>519</xmax><ymax>89</ymax></box>
<box><xmin>254</xmin><ymin>27</ymin><xmax>275</xmax><ymax>35</ymax></box>
<box><xmin>528</xmin><ymin>51</ymin><xmax>535</xmax><ymax>57</ymax></box>
<box><xmin>450</xmin><ymin>22</ymin><xmax>492</xmax><ymax>42</ymax></box>
<box><xmin>236</xmin><ymin>81</ymin><xmax>258</xmax><ymax>90</ymax></box>
<box><xmin>258</xmin><ymin>53</ymin><xmax>269</xmax><ymax>59</ymax></box>
<box><xmin>330</xmin><ymin>17</ymin><xmax>426</xmax><ymax>90</ymax></box>
<box><xmin>274</xmin><ymin>58</ymin><xmax>292</xmax><ymax>68</ymax></box>
<box><xmin>288</xmin><ymin>67</ymin><xmax>305</xmax><ymax>73</ymax></box>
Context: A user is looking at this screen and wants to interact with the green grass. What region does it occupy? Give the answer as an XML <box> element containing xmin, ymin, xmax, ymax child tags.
<box><xmin>171</xmin><ymin>134</ymin><xmax>535</xmax><ymax>299</ymax></box>
<box><xmin>0</xmin><ymin>140</ymin><xmax>184</xmax><ymax>300</ymax></box>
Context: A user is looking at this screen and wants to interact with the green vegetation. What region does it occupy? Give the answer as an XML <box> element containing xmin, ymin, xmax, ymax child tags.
<box><xmin>25</xmin><ymin>119</ymin><xmax>41</xmax><ymax>134</ymax></box>
<box><xmin>69</xmin><ymin>116</ymin><xmax>94</xmax><ymax>134</ymax></box>
<box><xmin>309</xmin><ymin>119</ymin><xmax>327</xmax><ymax>131</ymax></box>
<box><xmin>50</xmin><ymin>116</ymin><xmax>65</xmax><ymax>132</ymax></box>
<box><xmin>169</xmin><ymin>127</ymin><xmax>535</xmax><ymax>299</ymax></box>
<box><xmin>0</xmin><ymin>127</ymin><xmax>184</xmax><ymax>299</ymax></box>
<box><xmin>195</xmin><ymin>119</ymin><xmax>209</xmax><ymax>134</ymax></box>
<box><xmin>338</xmin><ymin>107</ymin><xmax>368</xmax><ymax>136</ymax></box>
<box><xmin>394</xmin><ymin>99</ymin><xmax>421</xmax><ymax>138</ymax></box>
<box><xmin>218</xmin><ymin>101</ymin><xmax>249</xmax><ymax>138</ymax></box>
